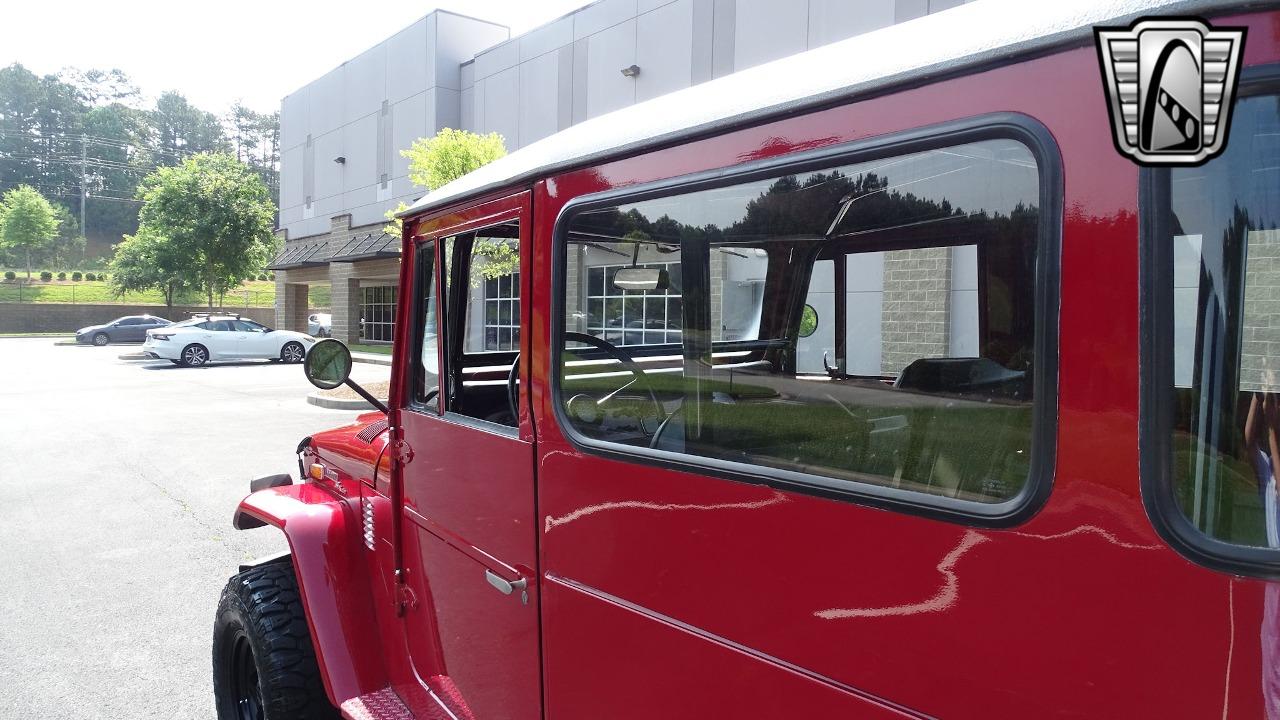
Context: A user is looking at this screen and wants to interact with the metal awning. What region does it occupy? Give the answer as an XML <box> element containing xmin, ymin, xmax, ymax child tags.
<box><xmin>327</xmin><ymin>232</ymin><xmax>399</xmax><ymax>263</ymax></box>
<box><xmin>266</xmin><ymin>241</ymin><xmax>328</xmax><ymax>270</ymax></box>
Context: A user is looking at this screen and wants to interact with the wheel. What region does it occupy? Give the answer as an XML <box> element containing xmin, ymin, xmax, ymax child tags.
<box><xmin>92</xmin><ymin>332</ymin><xmax>109</xmax><ymax>346</ymax></box>
<box><xmin>213</xmin><ymin>561</ymin><xmax>336</xmax><ymax>720</ymax></box>
<box><xmin>280</xmin><ymin>342</ymin><xmax>306</xmax><ymax>364</ymax></box>
<box><xmin>181</xmin><ymin>344</ymin><xmax>209</xmax><ymax>367</ymax></box>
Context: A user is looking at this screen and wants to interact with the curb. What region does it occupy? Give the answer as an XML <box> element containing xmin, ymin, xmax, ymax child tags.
<box><xmin>118</xmin><ymin>352</ymin><xmax>152</xmax><ymax>361</ymax></box>
<box><xmin>306</xmin><ymin>392</ymin><xmax>384</xmax><ymax>410</ymax></box>
<box><xmin>351</xmin><ymin>353</ymin><xmax>392</xmax><ymax>366</ymax></box>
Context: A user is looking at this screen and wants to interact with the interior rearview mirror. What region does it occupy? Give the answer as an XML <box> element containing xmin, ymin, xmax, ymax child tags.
<box><xmin>613</xmin><ymin>267</ymin><xmax>669</xmax><ymax>292</ymax></box>
<box><xmin>304</xmin><ymin>338</ymin><xmax>353</xmax><ymax>390</ymax></box>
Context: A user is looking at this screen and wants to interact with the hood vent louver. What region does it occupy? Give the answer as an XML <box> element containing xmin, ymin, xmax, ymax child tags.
<box><xmin>356</xmin><ymin>419</ymin><xmax>390</xmax><ymax>444</ymax></box>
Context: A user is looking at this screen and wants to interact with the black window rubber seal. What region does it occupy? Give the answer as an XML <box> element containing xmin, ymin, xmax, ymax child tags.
<box><xmin>1139</xmin><ymin>63</ymin><xmax>1280</xmax><ymax>579</ymax></box>
<box><xmin>549</xmin><ymin>112</ymin><xmax>1062</xmax><ymax>529</ymax></box>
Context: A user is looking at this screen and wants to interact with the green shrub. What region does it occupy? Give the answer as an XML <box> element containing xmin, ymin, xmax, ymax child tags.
<box><xmin>57</xmin><ymin>272</ymin><xmax>66</xmax><ymax>281</ymax></box>
<box><xmin>71</xmin><ymin>271</ymin><xmax>82</xmax><ymax>281</ymax></box>
<box><xmin>99</xmin><ymin>273</ymin><xmax>108</xmax><ymax>282</ymax></box>
<box><xmin>39</xmin><ymin>271</ymin><xmax>52</xmax><ymax>282</ymax></box>
<box><xmin>257</xmin><ymin>273</ymin><xmax>268</xmax><ymax>281</ymax></box>
<box><xmin>84</xmin><ymin>272</ymin><xmax>96</xmax><ymax>282</ymax></box>
<box><xmin>3</xmin><ymin>271</ymin><xmax>13</xmax><ymax>281</ymax></box>
<box><xmin>268</xmin><ymin>273</ymin><xmax>276</xmax><ymax>281</ymax></box>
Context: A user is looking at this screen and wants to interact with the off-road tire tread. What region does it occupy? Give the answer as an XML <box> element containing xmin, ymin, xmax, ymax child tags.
<box><xmin>213</xmin><ymin>561</ymin><xmax>337</xmax><ymax>719</ymax></box>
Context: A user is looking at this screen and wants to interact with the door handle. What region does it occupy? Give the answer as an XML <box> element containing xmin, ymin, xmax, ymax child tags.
<box><xmin>485</xmin><ymin>569</ymin><xmax>529</xmax><ymax>605</ymax></box>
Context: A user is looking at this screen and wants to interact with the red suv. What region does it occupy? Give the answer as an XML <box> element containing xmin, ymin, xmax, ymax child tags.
<box><xmin>213</xmin><ymin>2</ymin><xmax>1280</xmax><ymax>718</ymax></box>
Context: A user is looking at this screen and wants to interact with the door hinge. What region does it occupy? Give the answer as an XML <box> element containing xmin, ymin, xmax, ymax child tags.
<box><xmin>394</xmin><ymin>570</ymin><xmax>418</xmax><ymax>616</ymax></box>
<box><xmin>391</xmin><ymin>438</ymin><xmax>414</xmax><ymax>466</ymax></box>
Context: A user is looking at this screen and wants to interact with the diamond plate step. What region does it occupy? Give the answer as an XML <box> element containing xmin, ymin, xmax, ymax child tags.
<box><xmin>340</xmin><ymin>688</ymin><xmax>415</xmax><ymax>720</ymax></box>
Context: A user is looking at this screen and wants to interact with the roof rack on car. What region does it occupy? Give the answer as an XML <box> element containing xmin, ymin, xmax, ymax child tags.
<box><xmin>187</xmin><ymin>311</ymin><xmax>242</xmax><ymax>319</ymax></box>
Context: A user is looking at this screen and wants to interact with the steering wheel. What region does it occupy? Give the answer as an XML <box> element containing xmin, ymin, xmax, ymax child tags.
<box><xmin>563</xmin><ymin>332</ymin><xmax>665</xmax><ymax>431</ymax></box>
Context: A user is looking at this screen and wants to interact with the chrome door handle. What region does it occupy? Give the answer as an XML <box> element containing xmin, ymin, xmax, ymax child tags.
<box><xmin>485</xmin><ymin>569</ymin><xmax>529</xmax><ymax>605</ymax></box>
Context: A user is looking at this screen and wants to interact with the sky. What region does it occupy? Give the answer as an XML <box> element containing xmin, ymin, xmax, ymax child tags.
<box><xmin>0</xmin><ymin>0</ymin><xmax>592</xmax><ymax>115</ymax></box>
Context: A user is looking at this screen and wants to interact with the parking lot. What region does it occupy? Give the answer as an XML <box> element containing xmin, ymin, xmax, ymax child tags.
<box><xmin>0</xmin><ymin>338</ymin><xmax>388</xmax><ymax>719</ymax></box>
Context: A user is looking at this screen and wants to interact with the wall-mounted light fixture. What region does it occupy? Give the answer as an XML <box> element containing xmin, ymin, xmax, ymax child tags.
<box><xmin>621</xmin><ymin>64</ymin><xmax>640</xmax><ymax>78</ymax></box>
<box><xmin>333</xmin><ymin>156</ymin><xmax>346</xmax><ymax>164</ymax></box>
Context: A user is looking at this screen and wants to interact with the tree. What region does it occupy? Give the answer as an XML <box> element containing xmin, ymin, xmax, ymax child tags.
<box><xmin>133</xmin><ymin>153</ymin><xmax>276</xmax><ymax>307</ymax></box>
<box><xmin>0</xmin><ymin>185</ymin><xmax>59</xmax><ymax>279</ymax></box>
<box><xmin>402</xmin><ymin>127</ymin><xmax>506</xmax><ymax>191</ymax></box>
<box><xmin>148</xmin><ymin>91</ymin><xmax>226</xmax><ymax>159</ymax></box>
<box><xmin>109</xmin><ymin>226</ymin><xmax>192</xmax><ymax>311</ymax></box>
<box><xmin>384</xmin><ymin>128</ymin><xmax>507</xmax><ymax>245</ymax></box>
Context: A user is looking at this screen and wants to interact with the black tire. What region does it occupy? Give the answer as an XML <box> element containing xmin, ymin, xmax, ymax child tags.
<box><xmin>280</xmin><ymin>342</ymin><xmax>306</xmax><ymax>364</ymax></box>
<box><xmin>92</xmin><ymin>332</ymin><xmax>109</xmax><ymax>346</ymax></box>
<box><xmin>181</xmin><ymin>343</ymin><xmax>209</xmax><ymax>367</ymax></box>
<box><xmin>213</xmin><ymin>561</ymin><xmax>336</xmax><ymax>720</ymax></box>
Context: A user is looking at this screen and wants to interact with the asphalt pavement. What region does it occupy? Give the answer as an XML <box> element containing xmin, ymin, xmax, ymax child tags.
<box><xmin>0</xmin><ymin>338</ymin><xmax>388</xmax><ymax>719</ymax></box>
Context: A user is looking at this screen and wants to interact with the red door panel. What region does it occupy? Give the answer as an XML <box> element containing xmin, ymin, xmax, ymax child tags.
<box><xmin>540</xmin><ymin>576</ymin><xmax>917</xmax><ymax>719</ymax></box>
<box><xmin>397</xmin><ymin>191</ymin><xmax>539</xmax><ymax>719</ymax></box>
<box><xmin>525</xmin><ymin>26</ymin><xmax>1280</xmax><ymax>719</ymax></box>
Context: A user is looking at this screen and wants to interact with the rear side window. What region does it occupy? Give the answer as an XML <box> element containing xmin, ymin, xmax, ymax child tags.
<box><xmin>1146</xmin><ymin>92</ymin><xmax>1280</xmax><ymax>571</ymax></box>
<box><xmin>556</xmin><ymin>132</ymin><xmax>1056</xmax><ymax>518</ymax></box>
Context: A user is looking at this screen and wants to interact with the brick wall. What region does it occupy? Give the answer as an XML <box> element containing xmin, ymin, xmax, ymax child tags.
<box><xmin>880</xmin><ymin>247</ymin><xmax>952</xmax><ymax>375</ymax></box>
<box><xmin>0</xmin><ymin>304</ymin><xmax>275</xmax><ymax>334</ymax></box>
<box><xmin>1243</xmin><ymin>229</ymin><xmax>1280</xmax><ymax>391</ymax></box>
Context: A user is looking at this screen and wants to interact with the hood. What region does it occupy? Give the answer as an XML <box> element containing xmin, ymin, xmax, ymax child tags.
<box><xmin>77</xmin><ymin>324</ymin><xmax>106</xmax><ymax>334</ymax></box>
<box><xmin>307</xmin><ymin>414</ymin><xmax>391</xmax><ymax>486</ymax></box>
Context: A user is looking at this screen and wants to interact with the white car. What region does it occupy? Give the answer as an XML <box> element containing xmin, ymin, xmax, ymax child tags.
<box><xmin>308</xmin><ymin>313</ymin><xmax>332</xmax><ymax>337</ymax></box>
<box><xmin>142</xmin><ymin>315</ymin><xmax>316</xmax><ymax>367</ymax></box>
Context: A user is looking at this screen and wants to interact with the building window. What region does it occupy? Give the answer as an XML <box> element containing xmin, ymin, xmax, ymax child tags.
<box><xmin>483</xmin><ymin>270</ymin><xmax>520</xmax><ymax>351</ymax></box>
<box><xmin>585</xmin><ymin>263</ymin><xmax>682</xmax><ymax>346</ymax></box>
<box><xmin>360</xmin><ymin>285</ymin><xmax>397</xmax><ymax>343</ymax></box>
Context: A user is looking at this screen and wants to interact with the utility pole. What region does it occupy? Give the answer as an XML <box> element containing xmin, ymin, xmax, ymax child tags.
<box><xmin>79</xmin><ymin>134</ymin><xmax>87</xmax><ymax>241</ymax></box>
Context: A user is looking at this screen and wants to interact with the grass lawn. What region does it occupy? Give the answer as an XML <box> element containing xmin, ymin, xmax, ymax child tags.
<box><xmin>351</xmin><ymin>343</ymin><xmax>394</xmax><ymax>355</ymax></box>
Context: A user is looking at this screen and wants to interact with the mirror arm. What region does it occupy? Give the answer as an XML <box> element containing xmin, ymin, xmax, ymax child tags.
<box><xmin>346</xmin><ymin>378</ymin><xmax>389</xmax><ymax>414</ymax></box>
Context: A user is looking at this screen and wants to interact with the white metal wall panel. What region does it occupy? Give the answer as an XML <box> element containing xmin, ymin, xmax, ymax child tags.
<box><xmin>392</xmin><ymin>92</ymin><xmax>430</xmax><ymax>179</ymax></box>
<box><xmin>308</xmin><ymin>69</ymin><xmax>345</xmax><ymax>137</ymax></box>
<box><xmin>437</xmin><ymin>13</ymin><xmax>509</xmax><ymax>88</ymax></box>
<box><xmin>482</xmin><ymin>66</ymin><xmax>521</xmax><ymax>148</ymax></box>
<box><xmin>341</xmin><ymin>113</ymin><xmax>378</xmax><ymax>192</ymax></box>
<box><xmin>520</xmin><ymin>15</ymin><xmax>574</xmax><ymax>61</ymax></box>
<box><xmin>387</xmin><ymin>18</ymin><xmax>431</xmax><ymax>104</ymax></box>
<box><xmin>280</xmin><ymin>90</ymin><xmax>308</xmax><ymax>152</ymax></box>
<box><xmin>520</xmin><ymin>51</ymin><xmax>561</xmax><ymax>149</ymax></box>
<box><xmin>473</xmin><ymin>37</ymin><xmax>520</xmax><ymax>81</ymax></box>
<box><xmin>575</xmin><ymin>0</ymin><xmax>638</xmax><ymax>39</ymax></box>
<box><xmin>313</xmin><ymin>130</ymin><xmax>345</xmax><ymax>201</ymax></box>
<box><xmin>586</xmin><ymin>19</ymin><xmax>637</xmax><ymax>119</ymax></box>
<box><xmin>734</xmin><ymin>0</ymin><xmax>809</xmax><ymax>71</ymax></box>
<box><xmin>636</xmin><ymin>0</ymin><xmax>693</xmax><ymax>102</ymax></box>
<box><xmin>280</xmin><ymin>145</ymin><xmax>304</xmax><ymax>212</ymax></box>
<box><xmin>807</xmin><ymin>0</ymin><xmax>895</xmax><ymax>48</ymax></box>
<box><xmin>343</xmin><ymin>45</ymin><xmax>387</xmax><ymax>125</ymax></box>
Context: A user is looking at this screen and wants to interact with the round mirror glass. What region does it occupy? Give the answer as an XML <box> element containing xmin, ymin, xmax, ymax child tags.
<box><xmin>304</xmin><ymin>339</ymin><xmax>352</xmax><ymax>390</ymax></box>
<box><xmin>799</xmin><ymin>304</ymin><xmax>819</xmax><ymax>338</ymax></box>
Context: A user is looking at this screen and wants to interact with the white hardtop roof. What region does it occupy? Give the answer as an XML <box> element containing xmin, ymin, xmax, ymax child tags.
<box><xmin>403</xmin><ymin>0</ymin><xmax>1265</xmax><ymax>218</ymax></box>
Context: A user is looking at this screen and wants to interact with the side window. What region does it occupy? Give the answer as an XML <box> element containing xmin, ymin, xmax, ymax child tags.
<box><xmin>1151</xmin><ymin>93</ymin><xmax>1280</xmax><ymax>563</ymax></box>
<box><xmin>414</xmin><ymin>240</ymin><xmax>439</xmax><ymax>407</ymax></box>
<box><xmin>211</xmin><ymin>320</ymin><xmax>236</xmax><ymax>332</ymax></box>
<box><xmin>118</xmin><ymin>318</ymin><xmax>140</xmax><ymax>326</ymax></box>
<box><xmin>234</xmin><ymin>320</ymin><xmax>265</xmax><ymax>332</ymax></box>
<box><xmin>558</xmin><ymin>137</ymin><xmax>1046</xmax><ymax>509</ymax></box>
<box><xmin>442</xmin><ymin>221</ymin><xmax>521</xmax><ymax>426</ymax></box>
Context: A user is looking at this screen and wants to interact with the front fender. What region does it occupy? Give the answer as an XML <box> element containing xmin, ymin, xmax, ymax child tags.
<box><xmin>236</xmin><ymin>484</ymin><xmax>388</xmax><ymax>708</ymax></box>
